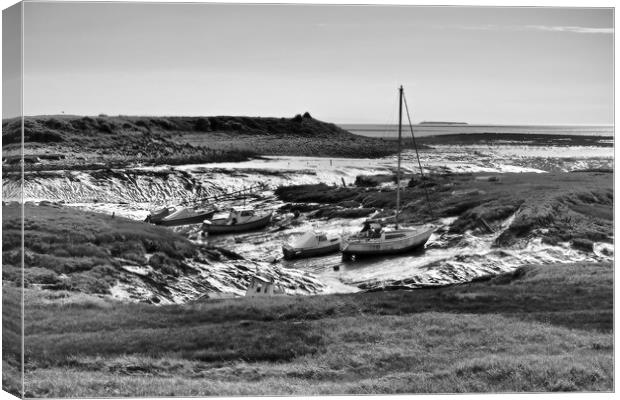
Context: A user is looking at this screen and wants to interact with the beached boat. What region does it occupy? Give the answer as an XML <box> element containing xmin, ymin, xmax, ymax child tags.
<box><xmin>146</xmin><ymin>206</ymin><xmax>216</xmax><ymax>226</ymax></box>
<box><xmin>341</xmin><ymin>86</ymin><xmax>435</xmax><ymax>259</ymax></box>
<box><xmin>282</xmin><ymin>231</ymin><xmax>341</xmax><ymax>260</ymax></box>
<box><xmin>341</xmin><ymin>222</ymin><xmax>434</xmax><ymax>259</ymax></box>
<box><xmin>146</xmin><ymin>184</ymin><xmax>267</xmax><ymax>226</ymax></box>
<box><xmin>146</xmin><ymin>206</ymin><xmax>175</xmax><ymax>224</ymax></box>
<box><xmin>202</xmin><ymin>207</ymin><xmax>272</xmax><ymax>234</ymax></box>
<box><xmin>157</xmin><ymin>207</ymin><xmax>216</xmax><ymax>226</ymax></box>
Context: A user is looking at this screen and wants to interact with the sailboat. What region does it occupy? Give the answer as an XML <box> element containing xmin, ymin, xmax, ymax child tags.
<box><xmin>341</xmin><ymin>86</ymin><xmax>435</xmax><ymax>260</ymax></box>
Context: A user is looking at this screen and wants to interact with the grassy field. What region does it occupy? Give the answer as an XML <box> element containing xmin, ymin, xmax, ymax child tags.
<box><xmin>2</xmin><ymin>205</ymin><xmax>22</xmax><ymax>397</ymax></box>
<box><xmin>11</xmin><ymin>261</ymin><xmax>613</xmax><ymax>397</ymax></box>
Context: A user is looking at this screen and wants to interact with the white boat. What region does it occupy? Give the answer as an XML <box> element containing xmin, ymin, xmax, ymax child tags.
<box><xmin>146</xmin><ymin>184</ymin><xmax>266</xmax><ymax>226</ymax></box>
<box><xmin>282</xmin><ymin>231</ymin><xmax>341</xmax><ymax>260</ymax></box>
<box><xmin>147</xmin><ymin>207</ymin><xmax>216</xmax><ymax>226</ymax></box>
<box><xmin>341</xmin><ymin>223</ymin><xmax>434</xmax><ymax>260</ymax></box>
<box><xmin>146</xmin><ymin>206</ymin><xmax>175</xmax><ymax>224</ymax></box>
<box><xmin>341</xmin><ymin>85</ymin><xmax>435</xmax><ymax>259</ymax></box>
<box><xmin>202</xmin><ymin>206</ymin><xmax>272</xmax><ymax>234</ymax></box>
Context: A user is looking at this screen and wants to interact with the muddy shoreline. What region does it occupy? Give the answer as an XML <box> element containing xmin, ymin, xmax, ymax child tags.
<box><xmin>3</xmin><ymin>140</ymin><xmax>614</xmax><ymax>302</ymax></box>
<box><xmin>5</xmin><ymin>169</ymin><xmax>612</xmax><ymax>301</ymax></box>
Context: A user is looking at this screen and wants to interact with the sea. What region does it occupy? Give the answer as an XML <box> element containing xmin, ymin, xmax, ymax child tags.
<box><xmin>339</xmin><ymin>124</ymin><xmax>614</xmax><ymax>138</ymax></box>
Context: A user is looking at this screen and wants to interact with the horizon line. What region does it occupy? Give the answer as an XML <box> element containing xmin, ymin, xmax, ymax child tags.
<box><xmin>2</xmin><ymin>114</ymin><xmax>614</xmax><ymax>127</ymax></box>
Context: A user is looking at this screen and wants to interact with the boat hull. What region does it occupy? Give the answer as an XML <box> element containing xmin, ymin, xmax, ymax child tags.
<box><xmin>147</xmin><ymin>208</ymin><xmax>172</xmax><ymax>224</ymax></box>
<box><xmin>155</xmin><ymin>210</ymin><xmax>216</xmax><ymax>227</ymax></box>
<box><xmin>341</xmin><ymin>227</ymin><xmax>434</xmax><ymax>258</ymax></box>
<box><xmin>282</xmin><ymin>241</ymin><xmax>341</xmax><ymax>260</ymax></box>
<box><xmin>203</xmin><ymin>213</ymin><xmax>272</xmax><ymax>234</ymax></box>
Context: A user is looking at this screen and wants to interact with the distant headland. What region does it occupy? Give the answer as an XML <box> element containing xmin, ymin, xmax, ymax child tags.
<box><xmin>2</xmin><ymin>113</ymin><xmax>416</xmax><ymax>170</ymax></box>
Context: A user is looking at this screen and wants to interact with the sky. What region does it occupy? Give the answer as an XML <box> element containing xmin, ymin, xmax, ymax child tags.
<box><xmin>3</xmin><ymin>2</ymin><xmax>21</xmax><ymax>120</ymax></box>
<box><xmin>5</xmin><ymin>2</ymin><xmax>615</xmax><ymax>124</ymax></box>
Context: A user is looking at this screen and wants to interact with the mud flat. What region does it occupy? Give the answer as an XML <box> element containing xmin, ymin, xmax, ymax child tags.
<box><xmin>276</xmin><ymin>171</ymin><xmax>613</xmax><ymax>248</ymax></box>
<box><xmin>3</xmin><ymin>203</ymin><xmax>323</xmax><ymax>304</ymax></box>
<box><xmin>3</xmin><ymin>147</ymin><xmax>613</xmax><ymax>294</ymax></box>
<box><xmin>416</xmin><ymin>132</ymin><xmax>613</xmax><ymax>147</ymax></box>
<box><xmin>6</xmin><ymin>142</ymin><xmax>613</xmax><ymax>216</ymax></box>
<box><xmin>7</xmin><ymin>169</ymin><xmax>612</xmax><ymax>296</ymax></box>
<box><xmin>270</xmin><ymin>170</ymin><xmax>613</xmax><ymax>290</ymax></box>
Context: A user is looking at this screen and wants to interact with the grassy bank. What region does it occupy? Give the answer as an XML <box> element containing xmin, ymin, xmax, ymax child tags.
<box><xmin>165</xmin><ymin>113</ymin><xmax>414</xmax><ymax>158</ymax></box>
<box><xmin>15</xmin><ymin>261</ymin><xmax>612</xmax><ymax>396</ymax></box>
<box><xmin>2</xmin><ymin>116</ymin><xmax>255</xmax><ymax>171</ymax></box>
<box><xmin>2</xmin><ymin>203</ymin><xmax>196</xmax><ymax>294</ymax></box>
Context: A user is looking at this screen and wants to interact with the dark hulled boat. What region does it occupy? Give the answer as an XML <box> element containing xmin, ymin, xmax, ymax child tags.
<box><xmin>202</xmin><ymin>207</ymin><xmax>272</xmax><ymax>234</ymax></box>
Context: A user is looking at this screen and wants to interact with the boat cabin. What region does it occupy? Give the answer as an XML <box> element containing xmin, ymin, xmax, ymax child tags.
<box><xmin>159</xmin><ymin>206</ymin><xmax>177</xmax><ymax>215</ymax></box>
<box><xmin>226</xmin><ymin>207</ymin><xmax>257</xmax><ymax>224</ymax></box>
<box><xmin>146</xmin><ymin>206</ymin><xmax>176</xmax><ymax>222</ymax></box>
<box><xmin>245</xmin><ymin>276</ymin><xmax>286</xmax><ymax>297</ymax></box>
<box><xmin>291</xmin><ymin>231</ymin><xmax>338</xmax><ymax>248</ymax></box>
<box><xmin>360</xmin><ymin>221</ymin><xmax>383</xmax><ymax>238</ymax></box>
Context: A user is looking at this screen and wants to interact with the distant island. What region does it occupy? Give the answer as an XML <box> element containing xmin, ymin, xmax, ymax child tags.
<box><xmin>419</xmin><ymin>121</ymin><xmax>468</xmax><ymax>125</ymax></box>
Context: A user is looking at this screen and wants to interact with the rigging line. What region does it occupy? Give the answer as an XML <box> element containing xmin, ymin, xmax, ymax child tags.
<box><xmin>378</xmin><ymin>95</ymin><xmax>398</xmax><ymax>146</ymax></box>
<box><xmin>402</xmin><ymin>91</ymin><xmax>435</xmax><ymax>219</ymax></box>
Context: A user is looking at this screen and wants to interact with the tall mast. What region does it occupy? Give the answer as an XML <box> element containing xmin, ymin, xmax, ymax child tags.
<box><xmin>395</xmin><ymin>85</ymin><xmax>403</xmax><ymax>229</ymax></box>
